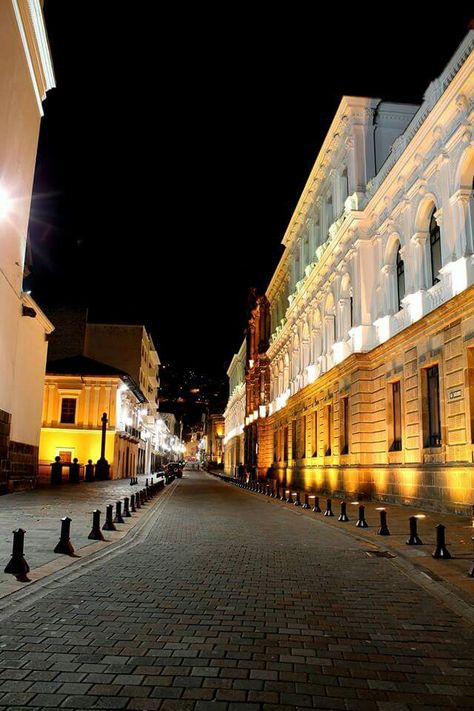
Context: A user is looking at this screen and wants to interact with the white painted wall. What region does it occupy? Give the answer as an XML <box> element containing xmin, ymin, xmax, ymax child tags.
<box><xmin>0</xmin><ymin>1</ymin><xmax>54</xmax><ymax>447</ymax></box>
<box><xmin>10</xmin><ymin>299</ymin><xmax>50</xmax><ymax>445</ymax></box>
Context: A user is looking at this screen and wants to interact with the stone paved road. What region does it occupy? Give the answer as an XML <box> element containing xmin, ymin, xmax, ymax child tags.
<box><xmin>0</xmin><ymin>470</ymin><xmax>473</xmax><ymax>710</ymax></box>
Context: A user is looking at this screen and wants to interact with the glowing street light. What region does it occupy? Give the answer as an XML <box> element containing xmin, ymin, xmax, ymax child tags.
<box><xmin>0</xmin><ymin>188</ymin><xmax>10</xmax><ymax>218</ymax></box>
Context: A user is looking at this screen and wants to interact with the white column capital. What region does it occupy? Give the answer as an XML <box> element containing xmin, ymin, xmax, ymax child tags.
<box><xmin>411</xmin><ymin>230</ymin><xmax>429</xmax><ymax>247</ymax></box>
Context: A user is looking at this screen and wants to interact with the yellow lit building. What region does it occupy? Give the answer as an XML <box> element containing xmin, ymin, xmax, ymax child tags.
<box><xmin>206</xmin><ymin>414</ymin><xmax>225</xmax><ymax>467</ymax></box>
<box><xmin>39</xmin><ymin>356</ymin><xmax>146</xmax><ymax>481</ymax></box>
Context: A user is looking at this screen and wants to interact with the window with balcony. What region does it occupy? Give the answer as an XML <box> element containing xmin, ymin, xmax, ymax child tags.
<box><xmin>396</xmin><ymin>245</ymin><xmax>405</xmax><ymax>310</ymax></box>
<box><xmin>430</xmin><ymin>210</ymin><xmax>442</xmax><ymax>286</ymax></box>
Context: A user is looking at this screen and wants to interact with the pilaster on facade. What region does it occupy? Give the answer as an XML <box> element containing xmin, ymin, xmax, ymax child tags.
<box><xmin>231</xmin><ymin>31</ymin><xmax>474</xmax><ymax>512</ymax></box>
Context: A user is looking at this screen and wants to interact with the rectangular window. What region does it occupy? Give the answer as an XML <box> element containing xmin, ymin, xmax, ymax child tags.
<box><xmin>468</xmin><ymin>350</ymin><xmax>474</xmax><ymax>444</ymax></box>
<box><xmin>273</xmin><ymin>431</ymin><xmax>278</xmax><ymax>462</ymax></box>
<box><xmin>291</xmin><ymin>420</ymin><xmax>297</xmax><ymax>460</ymax></box>
<box><xmin>60</xmin><ymin>398</ymin><xmax>76</xmax><ymax>424</ymax></box>
<box><xmin>313</xmin><ymin>410</ymin><xmax>318</xmax><ymax>456</ymax></box>
<box><xmin>283</xmin><ymin>427</ymin><xmax>288</xmax><ymax>461</ymax></box>
<box><xmin>326</xmin><ymin>404</ymin><xmax>332</xmax><ymax>456</ymax></box>
<box><xmin>425</xmin><ymin>365</ymin><xmax>441</xmax><ymax>447</ymax></box>
<box><xmin>301</xmin><ymin>416</ymin><xmax>307</xmax><ymax>458</ymax></box>
<box><xmin>341</xmin><ymin>397</ymin><xmax>349</xmax><ymax>455</ymax></box>
<box><xmin>390</xmin><ymin>381</ymin><xmax>402</xmax><ymax>451</ymax></box>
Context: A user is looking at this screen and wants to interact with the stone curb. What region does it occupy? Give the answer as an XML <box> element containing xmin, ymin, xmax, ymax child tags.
<box><xmin>0</xmin><ymin>479</ymin><xmax>179</xmax><ymax>619</ymax></box>
<box><xmin>217</xmin><ymin>476</ymin><xmax>474</xmax><ymax>625</ymax></box>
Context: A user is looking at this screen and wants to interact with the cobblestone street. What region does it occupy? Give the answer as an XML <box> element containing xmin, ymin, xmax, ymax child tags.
<box><xmin>0</xmin><ymin>469</ymin><xmax>473</xmax><ymax>710</ymax></box>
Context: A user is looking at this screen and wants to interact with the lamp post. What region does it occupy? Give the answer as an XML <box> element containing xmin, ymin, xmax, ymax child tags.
<box><xmin>95</xmin><ymin>412</ymin><xmax>110</xmax><ymax>480</ymax></box>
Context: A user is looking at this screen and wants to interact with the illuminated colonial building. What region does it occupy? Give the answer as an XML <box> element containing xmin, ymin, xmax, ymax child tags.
<box><xmin>38</xmin><ymin>320</ymin><xmax>185</xmax><ymax>478</ymax></box>
<box><xmin>84</xmin><ymin>323</ymin><xmax>160</xmax><ymax>475</ymax></box>
<box><xmin>243</xmin><ymin>30</ymin><xmax>474</xmax><ymax>513</ymax></box>
<box><xmin>39</xmin><ymin>356</ymin><xmax>146</xmax><ymax>480</ymax></box>
<box><xmin>0</xmin><ymin>1</ymin><xmax>55</xmax><ymax>491</ymax></box>
<box><xmin>223</xmin><ymin>340</ymin><xmax>246</xmax><ymax>476</ymax></box>
<box><xmin>205</xmin><ymin>413</ymin><xmax>225</xmax><ymax>467</ymax></box>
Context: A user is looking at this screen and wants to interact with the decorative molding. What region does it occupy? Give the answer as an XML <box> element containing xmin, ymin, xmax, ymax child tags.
<box><xmin>12</xmin><ymin>0</ymin><xmax>55</xmax><ymax>116</ymax></box>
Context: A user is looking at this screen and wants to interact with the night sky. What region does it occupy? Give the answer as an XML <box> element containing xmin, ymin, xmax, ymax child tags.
<box><xmin>28</xmin><ymin>4</ymin><xmax>473</xmax><ymax>381</ymax></box>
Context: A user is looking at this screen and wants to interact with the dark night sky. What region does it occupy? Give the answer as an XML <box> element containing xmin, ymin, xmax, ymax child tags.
<box><xmin>28</xmin><ymin>4</ymin><xmax>473</xmax><ymax>380</ymax></box>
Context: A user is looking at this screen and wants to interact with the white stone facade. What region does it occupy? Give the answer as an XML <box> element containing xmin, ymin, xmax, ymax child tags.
<box><xmin>266</xmin><ymin>31</ymin><xmax>474</xmax><ymax>418</ymax></box>
<box><xmin>224</xmin><ymin>340</ymin><xmax>246</xmax><ymax>475</ymax></box>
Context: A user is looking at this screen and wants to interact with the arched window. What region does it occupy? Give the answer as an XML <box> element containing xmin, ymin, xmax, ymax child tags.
<box><xmin>341</xmin><ymin>168</ymin><xmax>349</xmax><ymax>211</ymax></box>
<box><xmin>429</xmin><ymin>210</ymin><xmax>441</xmax><ymax>285</ymax></box>
<box><xmin>396</xmin><ymin>245</ymin><xmax>405</xmax><ymax>310</ymax></box>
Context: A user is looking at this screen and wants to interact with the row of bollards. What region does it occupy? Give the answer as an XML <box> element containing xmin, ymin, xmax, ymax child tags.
<box><xmin>4</xmin><ymin>477</ymin><xmax>166</xmax><ymax>582</ymax></box>
<box><xmin>230</xmin><ymin>477</ymin><xmax>466</xmax><ymax>570</ymax></box>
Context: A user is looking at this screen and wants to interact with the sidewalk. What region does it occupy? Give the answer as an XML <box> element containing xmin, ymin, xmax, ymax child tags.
<box><xmin>218</xmin><ymin>475</ymin><xmax>474</xmax><ymax>611</ymax></box>
<box><xmin>0</xmin><ymin>477</ymin><xmax>164</xmax><ymax>599</ymax></box>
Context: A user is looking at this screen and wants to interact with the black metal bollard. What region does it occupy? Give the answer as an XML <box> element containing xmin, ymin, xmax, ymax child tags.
<box><xmin>85</xmin><ymin>459</ymin><xmax>95</xmax><ymax>482</ymax></box>
<box><xmin>4</xmin><ymin>529</ymin><xmax>30</xmax><ymax>581</ymax></box>
<box><xmin>88</xmin><ymin>510</ymin><xmax>105</xmax><ymax>540</ymax></box>
<box><xmin>135</xmin><ymin>491</ymin><xmax>141</xmax><ymax>510</ymax></box>
<box><xmin>324</xmin><ymin>498</ymin><xmax>334</xmax><ymax>517</ymax></box>
<box><xmin>102</xmin><ymin>504</ymin><xmax>117</xmax><ymax>531</ymax></box>
<box><xmin>124</xmin><ymin>497</ymin><xmax>132</xmax><ymax>518</ymax></box>
<box><xmin>114</xmin><ymin>501</ymin><xmax>125</xmax><ymax>524</ymax></box>
<box><xmin>54</xmin><ymin>517</ymin><xmax>75</xmax><ymax>556</ymax></box>
<box><xmin>266</xmin><ymin>484</ymin><xmax>271</xmax><ymax>496</ymax></box>
<box><xmin>145</xmin><ymin>478</ymin><xmax>149</xmax><ymax>487</ymax></box>
<box><xmin>302</xmin><ymin>493</ymin><xmax>310</xmax><ymax>509</ymax></box>
<box><xmin>312</xmin><ymin>495</ymin><xmax>321</xmax><ymax>513</ymax></box>
<box><xmin>406</xmin><ymin>516</ymin><xmax>423</xmax><ymax>545</ymax></box>
<box><xmin>285</xmin><ymin>489</ymin><xmax>292</xmax><ymax>503</ymax></box>
<box><xmin>432</xmin><ymin>524</ymin><xmax>451</xmax><ymax>559</ymax></box>
<box><xmin>280</xmin><ymin>486</ymin><xmax>286</xmax><ymax>501</ymax></box>
<box><xmin>338</xmin><ymin>501</ymin><xmax>349</xmax><ymax>522</ymax></box>
<box><xmin>377</xmin><ymin>509</ymin><xmax>390</xmax><ymax>536</ymax></box>
<box><xmin>293</xmin><ymin>491</ymin><xmax>301</xmax><ymax>506</ymax></box>
<box><xmin>356</xmin><ymin>505</ymin><xmax>368</xmax><ymax>528</ymax></box>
